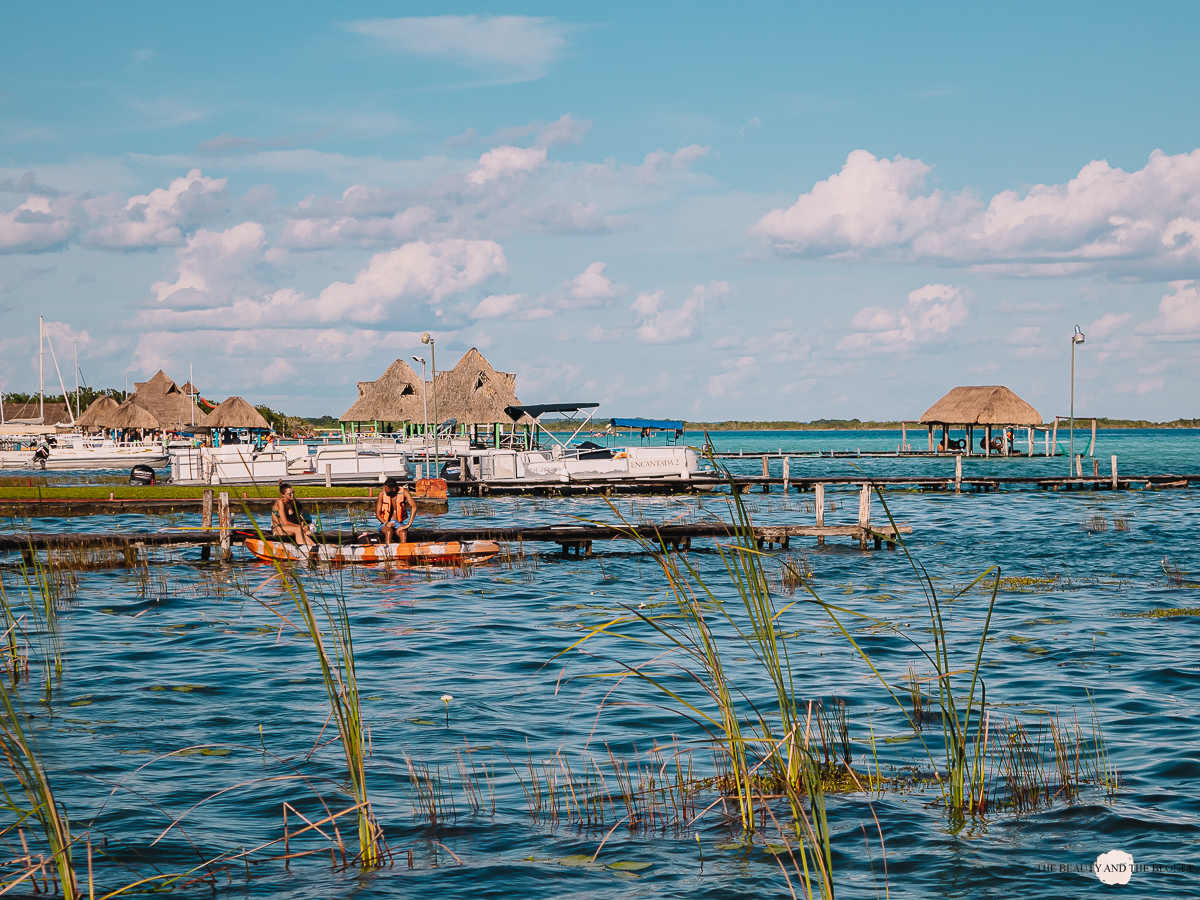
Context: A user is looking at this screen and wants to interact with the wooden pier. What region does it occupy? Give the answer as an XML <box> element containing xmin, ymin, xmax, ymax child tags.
<box><xmin>0</xmin><ymin>521</ymin><xmax>912</xmax><ymax>561</ymax></box>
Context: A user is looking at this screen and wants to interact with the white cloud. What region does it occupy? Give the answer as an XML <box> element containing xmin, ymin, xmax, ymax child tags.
<box><xmin>586</xmin><ymin>325</ymin><xmax>622</xmax><ymax>342</ymax></box>
<box><xmin>471</xmin><ymin>293</ymin><xmax>521</xmax><ymax>318</ymax></box>
<box><xmin>838</xmin><ymin>283</ymin><xmax>969</xmax><ymax>352</ymax></box>
<box><xmin>1087</xmin><ymin>312</ymin><xmax>1132</xmax><ymax>340</ymax></box>
<box><xmin>468</xmin><ymin>145</ymin><xmax>547</xmax><ymax>184</ymax></box>
<box><xmin>0</xmin><ymin>195</ymin><xmax>76</xmax><ymax>253</ymax></box>
<box><xmin>343</xmin><ymin>15</ymin><xmax>571</xmax><ymax>83</ymax></box>
<box><xmin>755</xmin><ymin>148</ymin><xmax>1200</xmax><ymax>276</ymax></box>
<box><xmin>1007</xmin><ymin>325</ymin><xmax>1042</xmax><ymax>344</ymax></box>
<box><xmin>557</xmin><ymin>261</ymin><xmax>625</xmax><ymax>308</ymax></box>
<box><xmin>707</xmin><ymin>356</ymin><xmax>754</xmax><ymax>396</ymax></box>
<box><xmin>85</xmin><ymin>169</ymin><xmax>227</xmax><ymax>250</ymax></box>
<box><xmin>635</xmin><ymin>145</ymin><xmax>711</xmax><ymax>185</ymax></box>
<box><xmin>1138</xmin><ymin>281</ymin><xmax>1200</xmax><ymax>340</ymax></box>
<box><xmin>632</xmin><ymin>281</ymin><xmax>728</xmax><ymax>344</ymax></box>
<box><xmin>141</xmin><ymin>229</ymin><xmax>506</xmax><ymax>330</ymax></box>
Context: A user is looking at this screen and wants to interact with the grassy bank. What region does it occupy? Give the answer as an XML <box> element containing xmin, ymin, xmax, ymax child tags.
<box><xmin>0</xmin><ymin>485</ymin><xmax>374</xmax><ymax>501</ymax></box>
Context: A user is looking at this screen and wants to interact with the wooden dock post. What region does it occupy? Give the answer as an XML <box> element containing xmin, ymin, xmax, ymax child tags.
<box><xmin>1027</xmin><ymin>427</ymin><xmax>1034</xmax><ymax>456</ymax></box>
<box><xmin>815</xmin><ymin>483</ymin><xmax>825</xmax><ymax>545</ymax></box>
<box><xmin>218</xmin><ymin>491</ymin><xmax>231</xmax><ymax>561</ymax></box>
<box><xmin>1075</xmin><ymin>455</ymin><xmax>1083</xmax><ymax>478</ymax></box>
<box><xmin>1093</xmin><ymin>458</ymin><xmax>1099</xmax><ymax>478</ymax></box>
<box><xmin>324</xmin><ymin>464</ymin><xmax>332</xmax><ymax>488</ymax></box>
<box><xmin>858</xmin><ymin>484</ymin><xmax>871</xmax><ymax>550</ymax></box>
<box><xmin>1050</xmin><ymin>417</ymin><xmax>1059</xmax><ymax>456</ymax></box>
<box><xmin>955</xmin><ymin>455</ymin><xmax>962</xmax><ymax>493</ymax></box>
<box><xmin>1111</xmin><ymin>455</ymin><xmax>1118</xmax><ymax>490</ymax></box>
<box><xmin>782</xmin><ymin>456</ymin><xmax>789</xmax><ymax>493</ymax></box>
<box><xmin>201</xmin><ymin>488</ymin><xmax>214</xmax><ymax>561</ymax></box>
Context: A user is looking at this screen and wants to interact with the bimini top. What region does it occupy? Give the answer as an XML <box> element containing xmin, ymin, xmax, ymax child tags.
<box><xmin>610</xmin><ymin>417</ymin><xmax>684</xmax><ymax>431</ymax></box>
<box><xmin>919</xmin><ymin>386</ymin><xmax>1042</xmax><ymax>426</ymax></box>
<box><xmin>506</xmin><ymin>402</ymin><xmax>599</xmax><ymax>420</ymax></box>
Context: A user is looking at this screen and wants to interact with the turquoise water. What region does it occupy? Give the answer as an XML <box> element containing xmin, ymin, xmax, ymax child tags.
<box><xmin>2</xmin><ymin>430</ymin><xmax>1199</xmax><ymax>897</ymax></box>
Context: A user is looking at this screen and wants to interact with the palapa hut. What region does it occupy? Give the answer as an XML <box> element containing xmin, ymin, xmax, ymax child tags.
<box><xmin>918</xmin><ymin>385</ymin><xmax>1043</xmax><ymax>456</ymax></box>
<box><xmin>127</xmin><ymin>371</ymin><xmax>207</xmax><ymax>431</ymax></box>
<box><xmin>339</xmin><ymin>359</ymin><xmax>427</xmax><ymax>433</ymax></box>
<box><xmin>203</xmin><ymin>396</ymin><xmax>272</xmax><ymax>432</ymax></box>
<box><xmin>430</xmin><ymin>348</ymin><xmax>533</xmax><ymax>446</ymax></box>
<box><xmin>108</xmin><ymin>397</ymin><xmax>162</xmax><ymax>433</ymax></box>
<box><xmin>341</xmin><ymin>349</ymin><xmax>533</xmax><ymax>446</ymax></box>
<box><xmin>75</xmin><ymin>395</ymin><xmax>121</xmax><ymax>431</ymax></box>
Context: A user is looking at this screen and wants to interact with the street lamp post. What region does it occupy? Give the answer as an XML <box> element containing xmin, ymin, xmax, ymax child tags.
<box><xmin>411</xmin><ymin>355</ymin><xmax>429</xmax><ymax>478</ymax></box>
<box><xmin>1070</xmin><ymin>324</ymin><xmax>1085</xmax><ymax>476</ymax></box>
<box><xmin>421</xmin><ymin>333</ymin><xmax>439</xmax><ymax>475</ymax></box>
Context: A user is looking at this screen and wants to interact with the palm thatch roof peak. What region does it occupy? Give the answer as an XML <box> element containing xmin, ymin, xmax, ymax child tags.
<box><xmin>203</xmin><ymin>396</ymin><xmax>271</xmax><ymax>430</ymax></box>
<box><xmin>109</xmin><ymin>397</ymin><xmax>162</xmax><ymax>430</ymax></box>
<box><xmin>76</xmin><ymin>395</ymin><xmax>121</xmax><ymax>429</ymax></box>
<box><xmin>919</xmin><ymin>386</ymin><xmax>1042</xmax><ymax>426</ymax></box>
<box><xmin>432</xmin><ymin>348</ymin><xmax>523</xmax><ymax>426</ymax></box>
<box><xmin>340</xmin><ymin>358</ymin><xmax>427</xmax><ymax>423</ymax></box>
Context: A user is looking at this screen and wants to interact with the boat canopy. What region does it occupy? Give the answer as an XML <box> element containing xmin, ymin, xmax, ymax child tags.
<box><xmin>506</xmin><ymin>402</ymin><xmax>599</xmax><ymax>420</ymax></box>
<box><xmin>609</xmin><ymin>417</ymin><xmax>684</xmax><ymax>431</ymax></box>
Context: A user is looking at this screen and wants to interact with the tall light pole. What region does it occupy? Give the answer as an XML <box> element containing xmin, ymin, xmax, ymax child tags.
<box><xmin>1070</xmin><ymin>324</ymin><xmax>1085</xmax><ymax>475</ymax></box>
<box><xmin>421</xmin><ymin>333</ymin><xmax>439</xmax><ymax>473</ymax></box>
<box><xmin>412</xmin><ymin>355</ymin><xmax>429</xmax><ymax>476</ymax></box>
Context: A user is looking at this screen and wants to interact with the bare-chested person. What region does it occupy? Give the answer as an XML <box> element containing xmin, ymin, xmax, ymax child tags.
<box><xmin>375</xmin><ymin>477</ymin><xmax>417</xmax><ymax>545</ymax></box>
<box><xmin>272</xmin><ymin>481</ymin><xmax>316</xmax><ymax>546</ymax></box>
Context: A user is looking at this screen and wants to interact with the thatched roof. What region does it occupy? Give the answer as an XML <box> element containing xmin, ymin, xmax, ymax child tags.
<box><xmin>76</xmin><ymin>396</ymin><xmax>121</xmax><ymax>429</ymax></box>
<box><xmin>203</xmin><ymin>396</ymin><xmax>271</xmax><ymax>430</ymax></box>
<box><xmin>108</xmin><ymin>398</ymin><xmax>162</xmax><ymax>430</ymax></box>
<box><xmin>340</xmin><ymin>359</ymin><xmax>428</xmax><ymax>423</ymax></box>
<box><xmin>128</xmin><ymin>370</ymin><xmax>207</xmax><ymax>429</ymax></box>
<box><xmin>0</xmin><ymin>402</ymin><xmax>73</xmax><ymax>426</ymax></box>
<box><xmin>432</xmin><ymin>348</ymin><xmax>524</xmax><ymax>426</ymax></box>
<box><xmin>919</xmin><ymin>386</ymin><xmax>1042</xmax><ymax>426</ymax></box>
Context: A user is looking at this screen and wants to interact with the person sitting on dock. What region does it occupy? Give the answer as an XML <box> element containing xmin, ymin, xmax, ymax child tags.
<box><xmin>376</xmin><ymin>477</ymin><xmax>417</xmax><ymax>545</ymax></box>
<box><xmin>272</xmin><ymin>481</ymin><xmax>315</xmax><ymax>546</ymax></box>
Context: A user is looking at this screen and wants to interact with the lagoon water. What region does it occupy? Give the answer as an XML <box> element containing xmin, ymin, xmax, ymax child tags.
<box><xmin>3</xmin><ymin>429</ymin><xmax>1200</xmax><ymax>898</ymax></box>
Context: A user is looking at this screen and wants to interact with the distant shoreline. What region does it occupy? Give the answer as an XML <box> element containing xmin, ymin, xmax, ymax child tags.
<box><xmin>543</xmin><ymin>418</ymin><xmax>1200</xmax><ymax>432</ymax></box>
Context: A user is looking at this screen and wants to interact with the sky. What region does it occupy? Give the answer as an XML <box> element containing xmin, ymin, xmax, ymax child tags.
<box><xmin>3</xmin><ymin>1</ymin><xmax>1200</xmax><ymax>420</ymax></box>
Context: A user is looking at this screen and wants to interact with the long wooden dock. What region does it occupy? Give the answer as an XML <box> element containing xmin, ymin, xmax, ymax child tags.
<box><xmin>0</xmin><ymin>519</ymin><xmax>913</xmax><ymax>562</ymax></box>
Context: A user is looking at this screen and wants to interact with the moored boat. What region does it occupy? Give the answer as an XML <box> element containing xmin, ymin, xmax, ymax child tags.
<box><xmin>243</xmin><ymin>536</ymin><xmax>500</xmax><ymax>565</ymax></box>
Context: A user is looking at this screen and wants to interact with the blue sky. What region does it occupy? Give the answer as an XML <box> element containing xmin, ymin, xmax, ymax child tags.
<box><xmin>3</xmin><ymin>2</ymin><xmax>1200</xmax><ymax>419</ymax></box>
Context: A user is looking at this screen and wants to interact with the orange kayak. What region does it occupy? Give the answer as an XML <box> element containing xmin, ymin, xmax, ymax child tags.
<box><xmin>243</xmin><ymin>537</ymin><xmax>500</xmax><ymax>566</ymax></box>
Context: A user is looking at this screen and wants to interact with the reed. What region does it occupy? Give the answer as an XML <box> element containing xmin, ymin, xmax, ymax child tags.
<box><xmin>561</xmin><ymin>484</ymin><xmax>837</xmax><ymax>897</ymax></box>
<box><xmin>0</xmin><ymin>674</ymin><xmax>78</xmax><ymax>897</ymax></box>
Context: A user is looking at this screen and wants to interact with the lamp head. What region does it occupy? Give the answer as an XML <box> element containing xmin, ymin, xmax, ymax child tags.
<box><xmin>1073</xmin><ymin>325</ymin><xmax>1085</xmax><ymax>344</ymax></box>
<box><xmin>411</xmin><ymin>356</ymin><xmax>424</xmax><ymax>366</ymax></box>
<box><xmin>421</xmin><ymin>333</ymin><xmax>431</xmax><ymax>345</ymax></box>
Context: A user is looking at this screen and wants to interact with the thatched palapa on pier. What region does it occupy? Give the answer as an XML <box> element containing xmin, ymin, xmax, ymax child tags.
<box><xmin>433</xmin><ymin>348</ymin><xmax>528</xmax><ymax>426</ymax></box>
<box><xmin>76</xmin><ymin>395</ymin><xmax>121</xmax><ymax>430</ymax></box>
<box><xmin>203</xmin><ymin>396</ymin><xmax>271</xmax><ymax>431</ymax></box>
<box><xmin>918</xmin><ymin>385</ymin><xmax>1042</xmax><ymax>456</ymax></box>
<box><xmin>108</xmin><ymin>398</ymin><xmax>162</xmax><ymax>430</ymax></box>
<box><xmin>339</xmin><ymin>359</ymin><xmax>427</xmax><ymax>428</ymax></box>
<box><xmin>0</xmin><ymin>402</ymin><xmax>73</xmax><ymax>426</ymax></box>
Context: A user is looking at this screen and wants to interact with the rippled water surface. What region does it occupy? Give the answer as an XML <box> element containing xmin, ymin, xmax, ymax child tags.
<box><xmin>3</xmin><ymin>429</ymin><xmax>1200</xmax><ymax>898</ymax></box>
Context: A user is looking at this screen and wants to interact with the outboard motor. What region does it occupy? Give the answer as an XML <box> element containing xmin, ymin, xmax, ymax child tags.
<box><xmin>32</xmin><ymin>444</ymin><xmax>50</xmax><ymax>469</ymax></box>
<box><xmin>129</xmin><ymin>464</ymin><xmax>156</xmax><ymax>486</ymax></box>
<box><xmin>439</xmin><ymin>460</ymin><xmax>462</xmax><ymax>481</ymax></box>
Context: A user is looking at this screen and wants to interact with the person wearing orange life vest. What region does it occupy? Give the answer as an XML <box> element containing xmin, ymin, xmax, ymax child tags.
<box><xmin>375</xmin><ymin>477</ymin><xmax>417</xmax><ymax>545</ymax></box>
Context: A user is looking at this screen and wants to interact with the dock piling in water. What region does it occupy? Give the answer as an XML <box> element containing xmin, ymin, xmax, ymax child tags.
<box><xmin>218</xmin><ymin>491</ymin><xmax>231</xmax><ymax>561</ymax></box>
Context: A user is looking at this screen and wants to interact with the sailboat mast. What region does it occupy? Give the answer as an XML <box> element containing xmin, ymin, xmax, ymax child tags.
<box><xmin>38</xmin><ymin>316</ymin><xmax>44</xmax><ymax>422</ymax></box>
<box><xmin>74</xmin><ymin>341</ymin><xmax>79</xmax><ymax>420</ymax></box>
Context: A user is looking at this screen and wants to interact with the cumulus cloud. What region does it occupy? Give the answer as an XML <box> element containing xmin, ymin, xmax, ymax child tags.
<box><xmin>556</xmin><ymin>261</ymin><xmax>626</xmax><ymax>308</ymax></box>
<box><xmin>0</xmin><ymin>195</ymin><xmax>77</xmax><ymax>253</ymax></box>
<box><xmin>632</xmin><ymin>281</ymin><xmax>728</xmax><ymax>344</ymax></box>
<box><xmin>85</xmin><ymin>169</ymin><xmax>227</xmax><ymax>250</ymax></box>
<box><xmin>470</xmin><ymin>293</ymin><xmax>521</xmax><ymax>318</ymax></box>
<box><xmin>1087</xmin><ymin>312</ymin><xmax>1133</xmax><ymax>340</ymax></box>
<box><xmin>141</xmin><ymin>227</ymin><xmax>506</xmax><ymax>330</ymax></box>
<box><xmin>343</xmin><ymin>15</ymin><xmax>572</xmax><ymax>82</ymax></box>
<box><xmin>755</xmin><ymin>148</ymin><xmax>1200</xmax><ymax>276</ymax></box>
<box><xmin>707</xmin><ymin>356</ymin><xmax>755</xmax><ymax>396</ymax></box>
<box><xmin>1138</xmin><ymin>281</ymin><xmax>1200</xmax><ymax>340</ymax></box>
<box><xmin>838</xmin><ymin>283</ymin><xmax>969</xmax><ymax>352</ymax></box>
<box><xmin>635</xmin><ymin>145</ymin><xmax>711</xmax><ymax>185</ymax></box>
<box><xmin>467</xmin><ymin>145</ymin><xmax>547</xmax><ymax>184</ymax></box>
